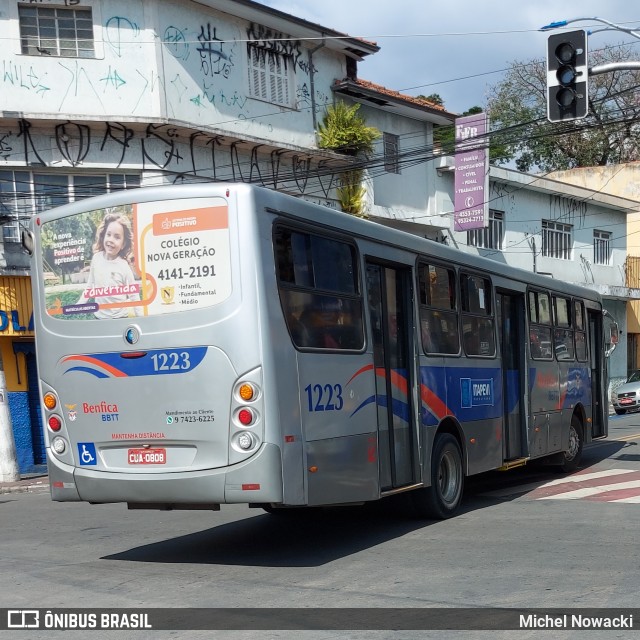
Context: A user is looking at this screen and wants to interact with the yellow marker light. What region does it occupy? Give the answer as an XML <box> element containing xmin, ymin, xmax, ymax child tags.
<box><xmin>43</xmin><ymin>393</ymin><xmax>57</xmax><ymax>410</ymax></box>
<box><xmin>239</xmin><ymin>383</ymin><xmax>255</xmax><ymax>401</ymax></box>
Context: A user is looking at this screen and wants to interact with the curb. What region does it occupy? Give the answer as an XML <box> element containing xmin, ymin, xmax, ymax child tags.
<box><xmin>0</xmin><ymin>479</ymin><xmax>49</xmax><ymax>495</ymax></box>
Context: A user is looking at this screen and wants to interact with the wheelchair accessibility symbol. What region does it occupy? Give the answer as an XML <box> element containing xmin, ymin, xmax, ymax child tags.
<box><xmin>77</xmin><ymin>442</ymin><xmax>97</xmax><ymax>466</ymax></box>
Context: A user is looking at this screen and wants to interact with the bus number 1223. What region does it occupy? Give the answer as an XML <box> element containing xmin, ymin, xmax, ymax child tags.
<box><xmin>305</xmin><ymin>383</ymin><xmax>344</xmax><ymax>412</ymax></box>
<box><xmin>151</xmin><ymin>351</ymin><xmax>192</xmax><ymax>371</ymax></box>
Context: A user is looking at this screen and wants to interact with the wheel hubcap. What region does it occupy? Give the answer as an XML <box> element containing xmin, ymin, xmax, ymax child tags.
<box><xmin>438</xmin><ymin>451</ymin><xmax>461</xmax><ymax>506</ymax></box>
<box><xmin>566</xmin><ymin>426</ymin><xmax>579</xmax><ymax>460</ymax></box>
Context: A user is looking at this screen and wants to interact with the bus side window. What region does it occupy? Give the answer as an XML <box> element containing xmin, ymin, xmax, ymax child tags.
<box><xmin>530</xmin><ymin>324</ymin><xmax>552</xmax><ymax>359</ymax></box>
<box><xmin>274</xmin><ymin>227</ymin><xmax>364</xmax><ymax>351</ymax></box>
<box><xmin>287</xmin><ymin>311</ymin><xmax>311</xmax><ymax>346</ymax></box>
<box><xmin>460</xmin><ymin>273</ymin><xmax>495</xmax><ymax>357</ymax></box>
<box><xmin>418</xmin><ymin>263</ymin><xmax>459</xmax><ymax>355</ymax></box>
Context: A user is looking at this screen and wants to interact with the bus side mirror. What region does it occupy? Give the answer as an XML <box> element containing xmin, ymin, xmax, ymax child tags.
<box><xmin>605</xmin><ymin>323</ymin><xmax>619</xmax><ymax>358</ymax></box>
<box><xmin>21</xmin><ymin>229</ymin><xmax>34</xmax><ymax>256</ymax></box>
<box><xmin>610</xmin><ymin>325</ymin><xmax>619</xmax><ymax>345</ymax></box>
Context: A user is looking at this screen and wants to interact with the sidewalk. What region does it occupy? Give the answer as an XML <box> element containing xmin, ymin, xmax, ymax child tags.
<box><xmin>0</xmin><ymin>473</ymin><xmax>49</xmax><ymax>495</ymax></box>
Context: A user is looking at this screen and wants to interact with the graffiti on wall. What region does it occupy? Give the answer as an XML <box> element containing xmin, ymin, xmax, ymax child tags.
<box><xmin>550</xmin><ymin>194</ymin><xmax>588</xmax><ymax>226</ymax></box>
<box><xmin>246</xmin><ymin>23</ymin><xmax>304</xmax><ymax>72</ymax></box>
<box><xmin>197</xmin><ymin>23</ymin><xmax>234</xmax><ymax>78</ymax></box>
<box><xmin>105</xmin><ymin>16</ymin><xmax>141</xmax><ymax>58</ymax></box>
<box><xmin>2</xmin><ymin>5</ymin><xmax>340</xmax><ymax>196</ymax></box>
<box><xmin>1</xmin><ymin>118</ymin><xmax>342</xmax><ymax>198</ymax></box>
<box><xmin>3</xmin><ymin>9</ymin><xmax>328</xmax><ymax>122</ymax></box>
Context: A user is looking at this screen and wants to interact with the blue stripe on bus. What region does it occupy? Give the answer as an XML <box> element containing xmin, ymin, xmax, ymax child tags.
<box><xmin>64</xmin><ymin>366</ymin><xmax>111</xmax><ymax>379</ymax></box>
<box><xmin>61</xmin><ymin>347</ymin><xmax>208</xmax><ymax>378</ymax></box>
<box><xmin>420</xmin><ymin>365</ymin><xmax>502</xmax><ymax>426</ymax></box>
<box><xmin>349</xmin><ymin>365</ymin><xmax>505</xmax><ymax>426</ymax></box>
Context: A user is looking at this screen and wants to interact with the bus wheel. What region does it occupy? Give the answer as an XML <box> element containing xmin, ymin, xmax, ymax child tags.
<box><xmin>412</xmin><ymin>433</ymin><xmax>464</xmax><ymax>519</ymax></box>
<box><xmin>558</xmin><ymin>416</ymin><xmax>583</xmax><ymax>473</ymax></box>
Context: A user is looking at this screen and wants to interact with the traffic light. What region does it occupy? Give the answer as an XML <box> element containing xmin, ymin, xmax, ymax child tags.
<box><xmin>546</xmin><ymin>30</ymin><xmax>588</xmax><ymax>122</ymax></box>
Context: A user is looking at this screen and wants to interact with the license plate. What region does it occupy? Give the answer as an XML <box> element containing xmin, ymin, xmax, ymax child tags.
<box><xmin>128</xmin><ymin>448</ymin><xmax>166</xmax><ymax>464</ymax></box>
<box><xmin>620</xmin><ymin>398</ymin><xmax>633</xmax><ymax>405</ymax></box>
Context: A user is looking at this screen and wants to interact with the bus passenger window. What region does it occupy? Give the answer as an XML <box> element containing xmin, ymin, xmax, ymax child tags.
<box><xmin>554</xmin><ymin>328</ymin><xmax>575</xmax><ymax>360</ymax></box>
<box><xmin>460</xmin><ymin>273</ymin><xmax>495</xmax><ymax>357</ymax></box>
<box><xmin>575</xmin><ymin>331</ymin><xmax>588</xmax><ymax>361</ymax></box>
<box><xmin>299</xmin><ymin>299</ymin><xmax>342</xmax><ymax>349</ymax></box>
<box><xmin>275</xmin><ymin>227</ymin><xmax>364</xmax><ymax>351</ymax></box>
<box><xmin>463</xmin><ymin>317</ymin><xmax>495</xmax><ymax>356</ymax></box>
<box><xmin>418</xmin><ymin>263</ymin><xmax>459</xmax><ymax>355</ymax></box>
<box><xmin>529</xmin><ymin>324</ymin><xmax>552</xmax><ymax>359</ymax></box>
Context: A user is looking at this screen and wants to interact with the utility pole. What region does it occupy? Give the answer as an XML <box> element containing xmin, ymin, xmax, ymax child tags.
<box><xmin>0</xmin><ymin>364</ymin><xmax>19</xmax><ymax>482</ymax></box>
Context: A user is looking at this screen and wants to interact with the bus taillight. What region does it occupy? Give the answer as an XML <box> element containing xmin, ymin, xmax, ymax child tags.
<box><xmin>48</xmin><ymin>415</ymin><xmax>62</xmax><ymax>432</ymax></box>
<box><xmin>43</xmin><ymin>393</ymin><xmax>57</xmax><ymax>410</ymax></box>
<box><xmin>237</xmin><ymin>408</ymin><xmax>254</xmax><ymax>426</ymax></box>
<box><xmin>236</xmin><ymin>432</ymin><xmax>254</xmax><ymax>450</ymax></box>
<box><xmin>239</xmin><ymin>383</ymin><xmax>255</xmax><ymax>401</ymax></box>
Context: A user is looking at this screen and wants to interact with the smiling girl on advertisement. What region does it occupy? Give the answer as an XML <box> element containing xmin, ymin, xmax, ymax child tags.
<box><xmin>76</xmin><ymin>212</ymin><xmax>141</xmax><ymax>319</ymax></box>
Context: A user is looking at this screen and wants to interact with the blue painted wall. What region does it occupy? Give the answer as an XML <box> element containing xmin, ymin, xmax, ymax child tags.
<box><xmin>8</xmin><ymin>391</ymin><xmax>37</xmax><ymax>473</ymax></box>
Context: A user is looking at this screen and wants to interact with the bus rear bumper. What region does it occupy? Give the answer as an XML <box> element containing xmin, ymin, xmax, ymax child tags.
<box><xmin>47</xmin><ymin>452</ymin><xmax>82</xmax><ymax>502</ymax></box>
<box><xmin>50</xmin><ymin>443</ymin><xmax>283</xmax><ymax>507</ymax></box>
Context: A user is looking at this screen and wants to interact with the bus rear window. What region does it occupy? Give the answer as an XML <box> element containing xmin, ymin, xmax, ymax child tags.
<box><xmin>275</xmin><ymin>227</ymin><xmax>364</xmax><ymax>350</ymax></box>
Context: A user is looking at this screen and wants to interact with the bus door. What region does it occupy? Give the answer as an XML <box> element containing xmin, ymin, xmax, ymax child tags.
<box><xmin>366</xmin><ymin>261</ymin><xmax>418</xmax><ymax>491</ymax></box>
<box><xmin>497</xmin><ymin>291</ymin><xmax>527</xmax><ymax>460</ymax></box>
<box><xmin>588</xmin><ymin>309</ymin><xmax>606</xmax><ymax>437</ymax></box>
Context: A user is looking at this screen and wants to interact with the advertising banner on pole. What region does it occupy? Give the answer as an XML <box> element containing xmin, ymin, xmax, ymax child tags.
<box><xmin>454</xmin><ymin>113</ymin><xmax>489</xmax><ymax>231</ymax></box>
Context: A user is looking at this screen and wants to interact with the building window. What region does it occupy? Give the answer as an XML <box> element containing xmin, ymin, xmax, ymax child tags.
<box><xmin>18</xmin><ymin>5</ymin><xmax>95</xmax><ymax>58</ymax></box>
<box><xmin>594</xmin><ymin>230</ymin><xmax>611</xmax><ymax>265</ymax></box>
<box><xmin>467</xmin><ymin>209</ymin><xmax>504</xmax><ymax>250</ymax></box>
<box><xmin>248</xmin><ymin>45</ymin><xmax>293</xmax><ymax>107</ymax></box>
<box><xmin>542</xmin><ymin>220</ymin><xmax>572</xmax><ymax>259</ymax></box>
<box><xmin>383</xmin><ymin>133</ymin><xmax>400</xmax><ymax>174</ymax></box>
<box><xmin>0</xmin><ymin>171</ymin><xmax>140</xmax><ymax>243</ymax></box>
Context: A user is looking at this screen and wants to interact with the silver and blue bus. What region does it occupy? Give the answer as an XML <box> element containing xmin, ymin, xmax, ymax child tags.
<box><xmin>26</xmin><ymin>183</ymin><xmax>617</xmax><ymax>518</ymax></box>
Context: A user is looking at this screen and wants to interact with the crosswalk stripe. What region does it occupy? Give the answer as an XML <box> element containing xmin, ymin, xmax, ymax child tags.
<box><xmin>537</xmin><ymin>479</ymin><xmax>640</xmax><ymax>500</ymax></box>
<box><xmin>479</xmin><ymin>468</ymin><xmax>640</xmax><ymax>503</ymax></box>
<box><xmin>539</xmin><ymin>468</ymin><xmax>635</xmax><ymax>486</ymax></box>
<box><xmin>610</xmin><ymin>495</ymin><xmax>640</xmax><ymax>503</ymax></box>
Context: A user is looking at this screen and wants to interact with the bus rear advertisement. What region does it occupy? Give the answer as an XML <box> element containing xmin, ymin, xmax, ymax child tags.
<box><xmin>26</xmin><ymin>183</ymin><xmax>617</xmax><ymax>518</ymax></box>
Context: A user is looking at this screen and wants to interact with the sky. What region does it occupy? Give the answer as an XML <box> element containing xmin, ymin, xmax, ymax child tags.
<box><xmin>256</xmin><ymin>1</ymin><xmax>640</xmax><ymax>114</ymax></box>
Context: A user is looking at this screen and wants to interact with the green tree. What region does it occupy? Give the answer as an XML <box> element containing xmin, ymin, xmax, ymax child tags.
<box><xmin>421</xmin><ymin>93</ymin><xmax>444</xmax><ymax>107</ymax></box>
<box><xmin>317</xmin><ymin>102</ymin><xmax>380</xmax><ymax>216</ymax></box>
<box><xmin>486</xmin><ymin>43</ymin><xmax>640</xmax><ymax>171</ymax></box>
<box><xmin>317</xmin><ymin>101</ymin><xmax>380</xmax><ymax>156</ymax></box>
<box><xmin>429</xmin><ymin>104</ymin><xmax>484</xmax><ymax>155</ymax></box>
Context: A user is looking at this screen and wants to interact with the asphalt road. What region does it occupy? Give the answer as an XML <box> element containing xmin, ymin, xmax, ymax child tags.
<box><xmin>2</xmin><ymin>416</ymin><xmax>640</xmax><ymax>640</ymax></box>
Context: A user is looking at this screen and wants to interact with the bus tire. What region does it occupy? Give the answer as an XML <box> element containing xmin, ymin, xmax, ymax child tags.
<box><xmin>412</xmin><ymin>433</ymin><xmax>464</xmax><ymax>519</ymax></box>
<box><xmin>558</xmin><ymin>415</ymin><xmax>583</xmax><ymax>473</ymax></box>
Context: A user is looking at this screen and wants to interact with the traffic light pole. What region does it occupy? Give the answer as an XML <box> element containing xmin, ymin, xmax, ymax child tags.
<box><xmin>542</xmin><ymin>16</ymin><xmax>640</xmax><ymax>121</ymax></box>
<box><xmin>589</xmin><ymin>62</ymin><xmax>640</xmax><ymax>75</ymax></box>
<box><xmin>542</xmin><ymin>16</ymin><xmax>640</xmax><ymax>37</ymax></box>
